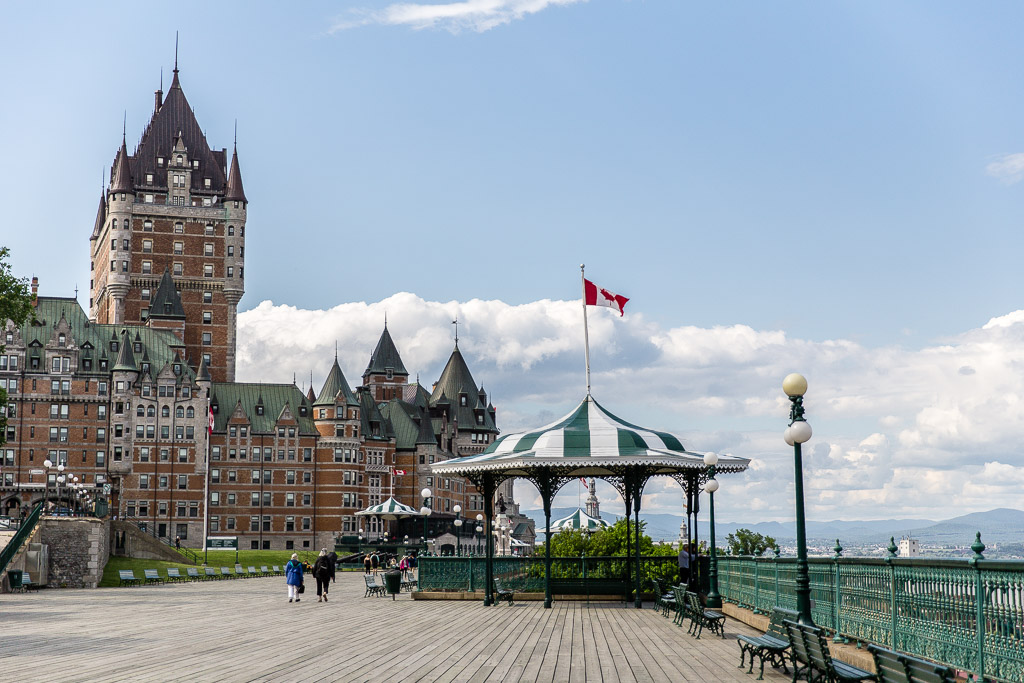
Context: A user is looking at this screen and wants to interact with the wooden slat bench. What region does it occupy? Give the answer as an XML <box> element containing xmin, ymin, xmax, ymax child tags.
<box><xmin>118</xmin><ymin>570</ymin><xmax>140</xmax><ymax>587</ymax></box>
<box><xmin>548</xmin><ymin>578</ymin><xmax>629</xmax><ymax>602</ymax></box>
<box><xmin>143</xmin><ymin>569</ymin><xmax>163</xmax><ymax>585</ymax></box>
<box><xmin>234</xmin><ymin>564</ymin><xmax>246</xmax><ymax>577</ymax></box>
<box><xmin>272</xmin><ymin>565</ymin><xmax>282</xmax><ymax>575</ymax></box>
<box><xmin>651</xmin><ymin>581</ymin><xmax>676</xmax><ymax>618</ymax></box>
<box><xmin>260</xmin><ymin>565</ymin><xmax>271</xmax><ymax>576</ymax></box>
<box><xmin>204</xmin><ymin>567</ymin><xmax>219</xmax><ymax>580</ymax></box>
<box><xmin>220</xmin><ymin>567</ymin><xmax>234</xmax><ymax>579</ymax></box>
<box><xmin>685</xmin><ymin>590</ymin><xmax>725</xmax><ymax>639</ymax></box>
<box><xmin>364</xmin><ymin>575</ymin><xmax>384</xmax><ymax>597</ymax></box>
<box><xmin>166</xmin><ymin>568</ymin><xmax>185</xmax><ymax>583</ymax></box>
<box><xmin>493</xmin><ymin>578</ymin><xmax>515</xmax><ymax>606</ymax></box>
<box><xmin>186</xmin><ymin>567</ymin><xmax>201</xmax><ymax>581</ymax></box>
<box><xmin>868</xmin><ymin>643</ymin><xmax>956</xmax><ymax>683</ymax></box>
<box><xmin>736</xmin><ymin>606</ymin><xmax>798</xmax><ymax>680</ymax></box>
<box><xmin>785</xmin><ymin>620</ymin><xmax>874</xmax><ymax>683</ymax></box>
<box><xmin>246</xmin><ymin>566</ymin><xmax>258</xmax><ymax>577</ymax></box>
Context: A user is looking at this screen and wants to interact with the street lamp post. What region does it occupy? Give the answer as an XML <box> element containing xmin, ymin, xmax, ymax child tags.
<box><xmin>56</xmin><ymin>464</ymin><xmax>66</xmax><ymax>513</ymax></box>
<box><xmin>42</xmin><ymin>459</ymin><xmax>53</xmax><ymax>514</ymax></box>
<box><xmin>703</xmin><ymin>452</ymin><xmax>722</xmax><ymax>609</ymax></box>
<box><xmin>783</xmin><ymin>372</ymin><xmax>814</xmax><ymax>626</ymax></box>
<box><xmin>420</xmin><ymin>488</ymin><xmax>432</xmax><ymax>553</ymax></box>
<box><xmin>453</xmin><ymin>504</ymin><xmax>463</xmax><ymax>556</ymax></box>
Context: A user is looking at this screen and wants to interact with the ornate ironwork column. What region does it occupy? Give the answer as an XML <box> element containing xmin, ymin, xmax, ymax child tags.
<box><xmin>783</xmin><ymin>373</ymin><xmax>814</xmax><ymax>626</ymax></box>
<box><xmin>632</xmin><ymin>475</ymin><xmax>644</xmax><ymax>609</ymax></box>
<box><xmin>482</xmin><ymin>474</ymin><xmax>496</xmax><ymax>607</ymax></box>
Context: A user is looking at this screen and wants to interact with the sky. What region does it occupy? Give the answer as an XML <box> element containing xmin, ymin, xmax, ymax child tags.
<box><xmin>4</xmin><ymin>1</ymin><xmax>1024</xmax><ymax>525</ymax></box>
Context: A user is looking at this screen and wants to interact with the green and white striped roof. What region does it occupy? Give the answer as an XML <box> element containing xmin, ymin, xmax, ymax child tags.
<box><xmin>546</xmin><ymin>508</ymin><xmax>610</xmax><ymax>534</ymax></box>
<box><xmin>432</xmin><ymin>395</ymin><xmax>749</xmax><ymax>476</ymax></box>
<box><xmin>354</xmin><ymin>497</ymin><xmax>421</xmax><ymax>519</ymax></box>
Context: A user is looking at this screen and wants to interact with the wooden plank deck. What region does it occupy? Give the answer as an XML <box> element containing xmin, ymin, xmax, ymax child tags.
<box><xmin>0</xmin><ymin>572</ymin><xmax>790</xmax><ymax>682</ymax></box>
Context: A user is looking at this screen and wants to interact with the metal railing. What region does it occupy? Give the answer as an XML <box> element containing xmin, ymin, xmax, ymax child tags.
<box><xmin>0</xmin><ymin>502</ymin><xmax>42</xmax><ymax>576</ymax></box>
<box><xmin>121</xmin><ymin>516</ymin><xmax>199</xmax><ymax>565</ymax></box>
<box><xmin>716</xmin><ymin>542</ymin><xmax>1024</xmax><ymax>683</ymax></box>
<box><xmin>418</xmin><ymin>555</ymin><xmax>680</xmax><ymax>593</ymax></box>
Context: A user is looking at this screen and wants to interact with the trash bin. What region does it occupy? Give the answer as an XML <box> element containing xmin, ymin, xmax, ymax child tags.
<box><xmin>7</xmin><ymin>570</ymin><xmax>23</xmax><ymax>592</ymax></box>
<box><xmin>384</xmin><ymin>569</ymin><xmax>402</xmax><ymax>600</ymax></box>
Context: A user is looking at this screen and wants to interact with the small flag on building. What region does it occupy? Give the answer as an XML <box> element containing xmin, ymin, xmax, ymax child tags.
<box><xmin>393</xmin><ymin>469</ymin><xmax>407</xmax><ymax>476</ymax></box>
<box><xmin>208</xmin><ymin>406</ymin><xmax>215</xmax><ymax>435</ymax></box>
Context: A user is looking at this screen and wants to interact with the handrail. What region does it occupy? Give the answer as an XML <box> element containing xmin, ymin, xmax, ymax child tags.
<box><xmin>120</xmin><ymin>516</ymin><xmax>199</xmax><ymax>565</ymax></box>
<box><xmin>0</xmin><ymin>502</ymin><xmax>42</xmax><ymax>576</ymax></box>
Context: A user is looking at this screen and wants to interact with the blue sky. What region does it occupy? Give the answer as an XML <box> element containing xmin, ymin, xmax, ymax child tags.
<box><xmin>5</xmin><ymin>1</ymin><xmax>1024</xmax><ymax>524</ymax></box>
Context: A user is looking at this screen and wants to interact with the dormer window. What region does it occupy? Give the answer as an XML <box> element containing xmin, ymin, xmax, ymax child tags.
<box><xmin>111</xmin><ymin>341</ymin><xmax>119</xmax><ymax>352</ymax></box>
<box><xmin>212</xmin><ymin>402</ymin><xmax>219</xmax><ymax>414</ymax></box>
<box><xmin>460</xmin><ymin>394</ymin><xmax>467</xmax><ymax>406</ymax></box>
<box><xmin>193</xmin><ymin>160</ymin><xmax>199</xmax><ymax>169</ymax></box>
<box><xmin>146</xmin><ymin>173</ymin><xmax>153</xmax><ymax>184</ymax></box>
<box><xmin>173</xmin><ymin>364</ymin><xmax>181</xmax><ymax>376</ymax></box>
<box><xmin>204</xmin><ymin>178</ymin><xmax>211</xmax><ymax>188</ymax></box>
<box><xmin>133</xmin><ymin>342</ymin><xmax>141</xmax><ymax>353</ymax></box>
<box><xmin>256</xmin><ymin>405</ymin><xmax>264</xmax><ymax>416</ymax></box>
<box><xmin>58</xmin><ymin>333</ymin><xmax>66</xmax><ymax>346</ymax></box>
<box><xmin>141</xmin><ymin>363</ymin><xmax>150</xmax><ymax>374</ymax></box>
<box><xmin>157</xmin><ymin>157</ymin><xmax>164</xmax><ymax>167</ymax></box>
<box><xmin>176</xmin><ymin>155</ymin><xmax>183</xmax><ymax>165</ymax></box>
<box><xmin>386</xmin><ymin>369</ymin><xmax>393</xmax><ymax>380</ymax></box>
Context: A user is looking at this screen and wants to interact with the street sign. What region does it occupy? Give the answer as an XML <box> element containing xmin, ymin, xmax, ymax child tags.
<box><xmin>30</xmin><ymin>469</ymin><xmax>44</xmax><ymax>475</ymax></box>
<box><xmin>206</xmin><ymin>536</ymin><xmax>238</xmax><ymax>549</ymax></box>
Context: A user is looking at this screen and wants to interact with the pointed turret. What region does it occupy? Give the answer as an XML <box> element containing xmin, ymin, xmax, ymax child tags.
<box><xmin>314</xmin><ymin>358</ymin><xmax>358</xmax><ymax>407</ymax></box>
<box><xmin>90</xmin><ymin>193</ymin><xmax>107</xmax><ymax>241</ymax></box>
<box><xmin>416</xmin><ymin>408</ymin><xmax>437</xmax><ymax>446</ymax></box>
<box><xmin>148</xmin><ymin>268</ymin><xmax>186</xmax><ymax>320</ymax></box>
<box><xmin>306</xmin><ymin>386</ymin><xmax>316</xmax><ymax>402</ymax></box>
<box><xmin>196</xmin><ymin>355</ymin><xmax>212</xmax><ymax>382</ymax></box>
<box><xmin>112</xmin><ymin>331</ymin><xmax>138</xmax><ymax>373</ymax></box>
<box><xmin>110</xmin><ymin>137</ymin><xmax>133</xmax><ymax>194</ymax></box>
<box><xmin>224</xmin><ymin>145</ymin><xmax>247</xmax><ymax>203</ymax></box>
<box><xmin>364</xmin><ymin>325</ymin><xmax>408</xmax><ymax>379</ymax></box>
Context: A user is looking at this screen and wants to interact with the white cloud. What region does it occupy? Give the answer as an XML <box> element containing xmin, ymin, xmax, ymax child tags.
<box><xmin>237</xmin><ymin>293</ymin><xmax>1024</xmax><ymax>522</ymax></box>
<box><xmin>330</xmin><ymin>0</ymin><xmax>588</xmax><ymax>34</ymax></box>
<box><xmin>986</xmin><ymin>153</ymin><xmax>1024</xmax><ymax>184</ymax></box>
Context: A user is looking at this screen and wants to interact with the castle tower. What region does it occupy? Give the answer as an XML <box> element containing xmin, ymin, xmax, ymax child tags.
<box><xmin>89</xmin><ymin>63</ymin><xmax>246</xmax><ymax>382</ymax></box>
<box><xmin>362</xmin><ymin>324</ymin><xmax>409</xmax><ymax>401</ymax></box>
<box><xmin>584</xmin><ymin>478</ymin><xmax>600</xmax><ymax>519</ymax></box>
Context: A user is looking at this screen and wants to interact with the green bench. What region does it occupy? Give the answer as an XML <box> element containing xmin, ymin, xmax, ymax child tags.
<box><xmin>204</xmin><ymin>567</ymin><xmax>219</xmax><ymax>580</ymax></box>
<box><xmin>186</xmin><ymin>567</ymin><xmax>201</xmax><ymax>581</ymax></box>
<box><xmin>364</xmin><ymin>575</ymin><xmax>384</xmax><ymax>597</ymax></box>
<box><xmin>682</xmin><ymin>590</ymin><xmax>725</xmax><ymax>639</ymax></box>
<box><xmin>220</xmin><ymin>567</ymin><xmax>234</xmax><ymax>579</ymax></box>
<box><xmin>548</xmin><ymin>578</ymin><xmax>629</xmax><ymax>602</ymax></box>
<box><xmin>785</xmin><ymin>620</ymin><xmax>874</xmax><ymax>683</ymax></box>
<box><xmin>736</xmin><ymin>606</ymin><xmax>798</xmax><ymax>680</ymax></box>
<box><xmin>868</xmin><ymin>644</ymin><xmax>956</xmax><ymax>683</ymax></box>
<box><xmin>272</xmin><ymin>565</ymin><xmax>282</xmax><ymax>575</ymax></box>
<box><xmin>246</xmin><ymin>566</ymin><xmax>258</xmax><ymax>577</ymax></box>
<box><xmin>165</xmin><ymin>568</ymin><xmax>185</xmax><ymax>583</ymax></box>
<box><xmin>118</xmin><ymin>570</ymin><xmax>140</xmax><ymax>587</ymax></box>
<box><xmin>651</xmin><ymin>581</ymin><xmax>676</xmax><ymax>618</ymax></box>
<box><xmin>493</xmin><ymin>578</ymin><xmax>515</xmax><ymax>606</ymax></box>
<box><xmin>234</xmin><ymin>564</ymin><xmax>246</xmax><ymax>577</ymax></box>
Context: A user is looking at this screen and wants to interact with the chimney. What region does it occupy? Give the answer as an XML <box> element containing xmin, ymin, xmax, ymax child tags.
<box><xmin>31</xmin><ymin>277</ymin><xmax>38</xmax><ymax>307</ymax></box>
<box><xmin>155</xmin><ymin>88</ymin><xmax>163</xmax><ymax>113</ymax></box>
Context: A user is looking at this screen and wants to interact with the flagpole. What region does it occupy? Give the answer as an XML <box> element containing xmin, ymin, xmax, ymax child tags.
<box><xmin>581</xmin><ymin>264</ymin><xmax>592</xmax><ymax>396</ymax></box>
<box><xmin>202</xmin><ymin>398</ymin><xmax>210</xmax><ymax>565</ymax></box>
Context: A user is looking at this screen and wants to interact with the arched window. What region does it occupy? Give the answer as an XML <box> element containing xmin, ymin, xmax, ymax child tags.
<box><xmin>186</xmin><ymin>407</ymin><xmax>194</xmax><ymax>418</ymax></box>
<box><xmin>175</xmin><ymin>406</ymin><xmax>184</xmax><ymax>419</ymax></box>
<box><xmin>148</xmin><ymin>406</ymin><xmax>156</xmax><ymax>417</ymax></box>
<box><xmin>161</xmin><ymin>406</ymin><xmax>170</xmax><ymax>418</ymax></box>
<box><xmin>112</xmin><ymin>219</ymin><xmax>117</xmax><ymax>230</ymax></box>
<box><xmin>136</xmin><ymin>405</ymin><xmax>145</xmax><ymax>417</ymax></box>
<box><xmin>177</xmin><ymin>155</ymin><xmax>183</xmax><ymax>165</ymax></box>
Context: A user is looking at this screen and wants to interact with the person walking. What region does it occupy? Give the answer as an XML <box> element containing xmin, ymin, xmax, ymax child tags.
<box><xmin>371</xmin><ymin>551</ymin><xmax>379</xmax><ymax>574</ymax></box>
<box><xmin>363</xmin><ymin>553</ymin><xmax>372</xmax><ymax>574</ymax></box>
<box><xmin>285</xmin><ymin>553</ymin><xmax>304</xmax><ymax>603</ymax></box>
<box><xmin>174</xmin><ymin>536</ymin><xmax>181</xmax><ymax>551</ymax></box>
<box><xmin>327</xmin><ymin>550</ymin><xmax>338</xmax><ymax>584</ymax></box>
<box><xmin>313</xmin><ymin>549</ymin><xmax>332</xmax><ymax>602</ymax></box>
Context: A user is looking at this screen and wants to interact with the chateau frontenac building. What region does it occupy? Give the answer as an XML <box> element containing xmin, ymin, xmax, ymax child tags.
<box><xmin>0</xmin><ymin>65</ymin><xmax>534</xmax><ymax>552</ymax></box>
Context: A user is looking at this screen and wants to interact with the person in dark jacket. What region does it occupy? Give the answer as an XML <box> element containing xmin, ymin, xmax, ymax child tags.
<box><xmin>285</xmin><ymin>553</ymin><xmax>303</xmax><ymax>603</ymax></box>
<box><xmin>313</xmin><ymin>549</ymin><xmax>332</xmax><ymax>602</ymax></box>
<box><xmin>327</xmin><ymin>551</ymin><xmax>338</xmax><ymax>583</ymax></box>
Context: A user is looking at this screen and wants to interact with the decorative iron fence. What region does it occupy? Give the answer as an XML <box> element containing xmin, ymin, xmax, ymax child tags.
<box><xmin>418</xmin><ymin>555</ymin><xmax>680</xmax><ymax>594</ymax></box>
<box><xmin>717</xmin><ymin>549</ymin><xmax>1024</xmax><ymax>683</ymax></box>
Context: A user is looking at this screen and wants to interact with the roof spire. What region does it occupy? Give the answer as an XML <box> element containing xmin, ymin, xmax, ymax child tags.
<box><xmin>122</xmin><ymin>111</ymin><xmax>126</xmax><ymax>141</ymax></box>
<box><xmin>174</xmin><ymin>31</ymin><xmax>179</xmax><ymax>74</ymax></box>
<box><xmin>452</xmin><ymin>317</ymin><xmax>459</xmax><ymax>347</ymax></box>
<box><xmin>234</xmin><ymin>119</ymin><xmax>237</xmax><ymax>147</ymax></box>
<box><xmin>335</xmin><ymin>340</ymin><xmax>338</xmax><ymax>361</ymax></box>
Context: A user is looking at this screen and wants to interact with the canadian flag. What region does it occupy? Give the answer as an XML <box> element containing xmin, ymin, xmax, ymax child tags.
<box><xmin>393</xmin><ymin>469</ymin><xmax>407</xmax><ymax>476</ymax></box>
<box><xmin>584</xmin><ymin>278</ymin><xmax>629</xmax><ymax>317</ymax></box>
<box><xmin>208</xmin><ymin>406</ymin><xmax>215</xmax><ymax>435</ymax></box>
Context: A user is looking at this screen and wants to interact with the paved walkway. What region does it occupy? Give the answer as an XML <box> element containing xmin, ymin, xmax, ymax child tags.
<box><xmin>1</xmin><ymin>572</ymin><xmax>789</xmax><ymax>682</ymax></box>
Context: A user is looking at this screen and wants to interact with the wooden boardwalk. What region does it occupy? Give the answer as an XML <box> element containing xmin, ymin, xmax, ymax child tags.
<box><xmin>0</xmin><ymin>572</ymin><xmax>790</xmax><ymax>682</ymax></box>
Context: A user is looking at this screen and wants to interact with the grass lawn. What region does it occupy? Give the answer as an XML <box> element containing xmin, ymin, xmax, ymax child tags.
<box><xmin>98</xmin><ymin>549</ymin><xmax>332</xmax><ymax>588</ymax></box>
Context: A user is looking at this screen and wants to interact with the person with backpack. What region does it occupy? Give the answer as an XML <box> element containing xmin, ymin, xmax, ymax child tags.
<box><xmin>285</xmin><ymin>553</ymin><xmax>304</xmax><ymax>603</ymax></box>
<box><xmin>313</xmin><ymin>549</ymin><xmax>332</xmax><ymax>602</ymax></box>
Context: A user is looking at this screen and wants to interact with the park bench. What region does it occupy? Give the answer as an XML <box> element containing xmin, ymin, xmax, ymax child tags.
<box><xmin>736</xmin><ymin>606</ymin><xmax>799</xmax><ymax>680</ymax></box>
<box><xmin>868</xmin><ymin>643</ymin><xmax>956</xmax><ymax>683</ymax></box>
<box><xmin>204</xmin><ymin>567</ymin><xmax>219</xmax><ymax>580</ymax></box>
<box><xmin>549</xmin><ymin>578</ymin><xmax>629</xmax><ymax>602</ymax></box>
<box><xmin>21</xmin><ymin>571</ymin><xmax>37</xmax><ymax>592</ymax></box>
<box><xmin>186</xmin><ymin>567</ymin><xmax>201</xmax><ymax>581</ymax></box>
<box><xmin>260</xmin><ymin>565</ymin><xmax>271</xmax><ymax>576</ymax></box>
<box><xmin>143</xmin><ymin>569</ymin><xmax>163</xmax><ymax>585</ymax></box>
<box><xmin>165</xmin><ymin>568</ymin><xmax>185</xmax><ymax>583</ymax></box>
<box><xmin>651</xmin><ymin>581</ymin><xmax>676</xmax><ymax>618</ymax></box>
<box><xmin>364</xmin><ymin>575</ymin><xmax>384</xmax><ymax>597</ymax></box>
<box><xmin>785</xmin><ymin>620</ymin><xmax>874</xmax><ymax>683</ymax></box>
<box><xmin>684</xmin><ymin>590</ymin><xmax>725</xmax><ymax>639</ymax></box>
<box><xmin>118</xmin><ymin>569</ymin><xmax>140</xmax><ymax>587</ymax></box>
<box><xmin>272</xmin><ymin>565</ymin><xmax>282</xmax><ymax>575</ymax></box>
<box><xmin>493</xmin><ymin>578</ymin><xmax>515</xmax><ymax>606</ymax></box>
<box><xmin>220</xmin><ymin>567</ymin><xmax>234</xmax><ymax>579</ymax></box>
<box><xmin>234</xmin><ymin>564</ymin><xmax>246</xmax><ymax>577</ymax></box>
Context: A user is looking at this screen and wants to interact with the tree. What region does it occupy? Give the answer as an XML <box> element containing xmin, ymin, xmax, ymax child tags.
<box><xmin>0</xmin><ymin>247</ymin><xmax>34</xmax><ymax>446</ymax></box>
<box><xmin>726</xmin><ymin>528</ymin><xmax>780</xmax><ymax>556</ymax></box>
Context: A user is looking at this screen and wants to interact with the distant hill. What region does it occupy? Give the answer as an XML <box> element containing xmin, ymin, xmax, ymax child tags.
<box><xmin>520</xmin><ymin>507</ymin><xmax>1024</xmax><ymax>546</ymax></box>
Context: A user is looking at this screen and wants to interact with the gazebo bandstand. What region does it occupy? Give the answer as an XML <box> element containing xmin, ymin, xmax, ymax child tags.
<box><xmin>432</xmin><ymin>395</ymin><xmax>748</xmax><ymax>608</ymax></box>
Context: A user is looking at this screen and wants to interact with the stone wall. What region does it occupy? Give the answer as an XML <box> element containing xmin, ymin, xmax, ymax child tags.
<box><xmin>35</xmin><ymin>518</ymin><xmax>110</xmax><ymax>588</ymax></box>
<box><xmin>110</xmin><ymin>520</ymin><xmax>187</xmax><ymax>563</ymax></box>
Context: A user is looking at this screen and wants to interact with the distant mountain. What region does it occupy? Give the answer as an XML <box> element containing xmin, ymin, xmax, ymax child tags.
<box><xmin>521</xmin><ymin>507</ymin><xmax>1024</xmax><ymax>546</ymax></box>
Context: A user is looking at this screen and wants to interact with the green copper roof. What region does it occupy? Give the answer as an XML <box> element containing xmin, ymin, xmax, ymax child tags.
<box><xmin>112</xmin><ymin>330</ymin><xmax>138</xmax><ymax>372</ymax></box>
<box><xmin>314</xmin><ymin>359</ymin><xmax>358</xmax><ymax>407</ymax></box>
<box><xmin>429</xmin><ymin>345</ymin><xmax>497</xmax><ymax>433</ymax></box>
<box><xmin>210</xmin><ymin>382</ymin><xmax>316</xmax><ymax>434</ymax></box>
<box><xmin>148</xmin><ymin>269</ymin><xmax>186</xmax><ymax>320</ymax></box>
<box><xmin>16</xmin><ymin>297</ymin><xmax>191</xmax><ymax>380</ymax></box>
<box><xmin>381</xmin><ymin>400</ymin><xmax>421</xmax><ymax>450</ymax></box>
<box><xmin>364</xmin><ymin>326</ymin><xmax>408</xmax><ymax>378</ymax></box>
<box><xmin>359</xmin><ymin>390</ymin><xmax>393</xmax><ymax>441</ymax></box>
